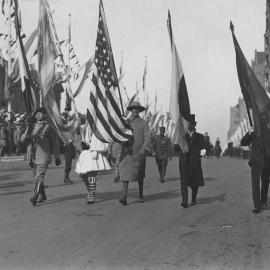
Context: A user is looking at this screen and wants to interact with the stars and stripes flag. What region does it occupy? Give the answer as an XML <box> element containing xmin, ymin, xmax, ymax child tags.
<box><xmin>86</xmin><ymin>0</ymin><xmax>132</xmax><ymax>143</ymax></box>
<box><xmin>167</xmin><ymin>10</ymin><xmax>190</xmax><ymax>153</ymax></box>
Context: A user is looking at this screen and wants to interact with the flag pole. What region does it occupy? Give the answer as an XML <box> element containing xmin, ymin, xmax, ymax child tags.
<box><xmin>230</xmin><ymin>21</ymin><xmax>253</xmax><ymax>128</ymax></box>
<box><xmin>7</xmin><ymin>0</ymin><xmax>12</xmax><ymax>156</ymax></box>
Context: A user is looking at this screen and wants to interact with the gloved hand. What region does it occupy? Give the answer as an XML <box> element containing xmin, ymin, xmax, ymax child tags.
<box><xmin>55</xmin><ymin>158</ymin><xmax>61</xmax><ymax>166</ymax></box>
<box><xmin>200</xmin><ymin>149</ymin><xmax>206</xmax><ymax>156</ymax></box>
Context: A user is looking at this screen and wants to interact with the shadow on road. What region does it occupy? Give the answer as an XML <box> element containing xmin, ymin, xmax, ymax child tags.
<box><xmin>204</xmin><ymin>177</ymin><xmax>216</xmax><ymax>182</ymax></box>
<box><xmin>165</xmin><ymin>177</ymin><xmax>179</xmax><ymax>182</ymax></box>
<box><xmin>197</xmin><ymin>193</ymin><xmax>226</xmax><ymax>204</ymax></box>
<box><xmin>135</xmin><ymin>189</ymin><xmax>179</xmax><ymax>202</ymax></box>
<box><xmin>0</xmin><ymin>174</ymin><xmax>20</xmax><ymax>182</ymax></box>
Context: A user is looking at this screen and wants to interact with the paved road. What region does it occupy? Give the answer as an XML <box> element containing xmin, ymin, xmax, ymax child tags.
<box><xmin>0</xmin><ymin>156</ymin><xmax>270</xmax><ymax>270</ymax></box>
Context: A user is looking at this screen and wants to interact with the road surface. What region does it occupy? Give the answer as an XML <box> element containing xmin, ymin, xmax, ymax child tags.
<box><xmin>0</xmin><ymin>156</ymin><xmax>270</xmax><ymax>270</ymax></box>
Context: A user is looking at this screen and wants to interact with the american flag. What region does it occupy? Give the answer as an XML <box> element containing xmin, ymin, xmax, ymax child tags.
<box><xmin>87</xmin><ymin>0</ymin><xmax>133</xmax><ymax>143</ymax></box>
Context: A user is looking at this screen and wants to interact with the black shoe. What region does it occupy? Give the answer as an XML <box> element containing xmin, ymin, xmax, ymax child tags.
<box><xmin>191</xmin><ymin>200</ymin><xmax>197</xmax><ymax>206</ymax></box>
<box><xmin>30</xmin><ymin>182</ymin><xmax>41</xmax><ymax>206</ymax></box>
<box><xmin>181</xmin><ymin>202</ymin><xmax>188</xmax><ymax>208</ymax></box>
<box><xmin>37</xmin><ymin>183</ymin><xmax>47</xmax><ymax>203</ymax></box>
<box><xmin>252</xmin><ymin>208</ymin><xmax>260</xmax><ymax>214</ymax></box>
<box><xmin>64</xmin><ymin>178</ymin><xmax>74</xmax><ymax>184</ymax></box>
<box><xmin>119</xmin><ymin>197</ymin><xmax>127</xmax><ymax>206</ymax></box>
<box><xmin>138</xmin><ymin>197</ymin><xmax>144</xmax><ymax>203</ymax></box>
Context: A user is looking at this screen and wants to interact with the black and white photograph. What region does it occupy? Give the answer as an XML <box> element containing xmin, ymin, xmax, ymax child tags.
<box><xmin>0</xmin><ymin>0</ymin><xmax>270</xmax><ymax>269</ymax></box>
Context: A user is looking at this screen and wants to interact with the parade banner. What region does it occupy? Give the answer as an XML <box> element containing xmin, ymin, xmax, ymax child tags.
<box><xmin>38</xmin><ymin>0</ymin><xmax>79</xmax><ymax>144</ymax></box>
<box><xmin>86</xmin><ymin>0</ymin><xmax>133</xmax><ymax>143</ymax></box>
<box><xmin>167</xmin><ymin>10</ymin><xmax>190</xmax><ymax>153</ymax></box>
<box><xmin>231</xmin><ymin>21</ymin><xmax>270</xmax><ymax>158</ymax></box>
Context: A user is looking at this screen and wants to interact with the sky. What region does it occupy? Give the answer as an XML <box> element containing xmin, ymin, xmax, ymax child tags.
<box><xmin>1</xmin><ymin>0</ymin><xmax>266</xmax><ymax>147</ymax></box>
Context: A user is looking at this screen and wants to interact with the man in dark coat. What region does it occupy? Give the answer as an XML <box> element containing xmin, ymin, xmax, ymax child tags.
<box><xmin>240</xmin><ymin>128</ymin><xmax>269</xmax><ymax>213</ymax></box>
<box><xmin>179</xmin><ymin>114</ymin><xmax>206</xmax><ymax>208</ymax></box>
<box><xmin>152</xmin><ymin>126</ymin><xmax>172</xmax><ymax>182</ymax></box>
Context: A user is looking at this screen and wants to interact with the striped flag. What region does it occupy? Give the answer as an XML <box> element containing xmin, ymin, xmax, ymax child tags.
<box><xmin>38</xmin><ymin>0</ymin><xmax>79</xmax><ymax>144</ymax></box>
<box><xmin>167</xmin><ymin>10</ymin><xmax>190</xmax><ymax>153</ymax></box>
<box><xmin>86</xmin><ymin>0</ymin><xmax>132</xmax><ymax>143</ymax></box>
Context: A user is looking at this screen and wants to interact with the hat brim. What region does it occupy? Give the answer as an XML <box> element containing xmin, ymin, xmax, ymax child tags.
<box><xmin>127</xmin><ymin>105</ymin><xmax>145</xmax><ymax>112</ymax></box>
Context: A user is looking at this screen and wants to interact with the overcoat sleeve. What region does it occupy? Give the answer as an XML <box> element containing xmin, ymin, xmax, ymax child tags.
<box><xmin>142</xmin><ymin>121</ymin><xmax>151</xmax><ymax>152</ymax></box>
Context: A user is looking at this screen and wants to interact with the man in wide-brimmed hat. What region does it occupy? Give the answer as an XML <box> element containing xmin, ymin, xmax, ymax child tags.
<box><xmin>21</xmin><ymin>107</ymin><xmax>61</xmax><ymax>206</ymax></box>
<box><xmin>118</xmin><ymin>101</ymin><xmax>151</xmax><ymax>205</ymax></box>
<box><xmin>178</xmin><ymin>114</ymin><xmax>206</xmax><ymax>208</ymax></box>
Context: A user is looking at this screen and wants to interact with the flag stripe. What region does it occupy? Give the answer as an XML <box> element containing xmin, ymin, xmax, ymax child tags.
<box><xmin>92</xmin><ymin>74</ymin><xmax>131</xmax><ymax>139</ymax></box>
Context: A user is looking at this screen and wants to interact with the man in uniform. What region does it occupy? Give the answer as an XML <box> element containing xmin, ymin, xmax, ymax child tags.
<box><xmin>21</xmin><ymin>108</ymin><xmax>61</xmax><ymax>206</ymax></box>
<box><xmin>178</xmin><ymin>114</ymin><xmax>206</xmax><ymax>208</ymax></box>
<box><xmin>152</xmin><ymin>126</ymin><xmax>172</xmax><ymax>182</ymax></box>
<box><xmin>118</xmin><ymin>101</ymin><xmax>151</xmax><ymax>205</ymax></box>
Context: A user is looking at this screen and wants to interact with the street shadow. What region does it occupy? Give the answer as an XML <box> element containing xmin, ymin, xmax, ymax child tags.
<box><xmin>0</xmin><ymin>189</ymin><xmax>32</xmax><ymax>196</ymax></box>
<box><xmin>0</xmin><ymin>180</ymin><xmax>33</xmax><ymax>189</ymax></box>
<box><xmin>41</xmin><ymin>194</ymin><xmax>86</xmax><ymax>205</ymax></box>
<box><xmin>0</xmin><ymin>174</ymin><xmax>20</xmax><ymax>181</ymax></box>
<box><xmin>204</xmin><ymin>177</ymin><xmax>216</xmax><ymax>182</ymax></box>
<box><xmin>41</xmin><ymin>188</ymin><xmax>138</xmax><ymax>205</ymax></box>
<box><xmin>197</xmin><ymin>193</ymin><xmax>226</xmax><ymax>204</ymax></box>
<box><xmin>165</xmin><ymin>177</ymin><xmax>179</xmax><ymax>182</ymax></box>
<box><xmin>134</xmin><ymin>189</ymin><xmax>179</xmax><ymax>202</ymax></box>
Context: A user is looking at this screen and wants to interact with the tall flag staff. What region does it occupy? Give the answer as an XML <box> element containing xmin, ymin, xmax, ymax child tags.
<box><xmin>230</xmin><ymin>21</ymin><xmax>270</xmax><ymax>158</ymax></box>
<box><xmin>65</xmin><ymin>13</ymin><xmax>72</xmax><ymax>111</ymax></box>
<box><xmin>167</xmin><ymin>10</ymin><xmax>190</xmax><ymax>153</ymax></box>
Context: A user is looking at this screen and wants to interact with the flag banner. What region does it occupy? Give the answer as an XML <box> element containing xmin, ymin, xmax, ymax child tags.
<box><xmin>86</xmin><ymin>0</ymin><xmax>132</xmax><ymax>143</ymax></box>
<box><xmin>230</xmin><ymin>21</ymin><xmax>270</xmax><ymax>158</ymax></box>
<box><xmin>72</xmin><ymin>56</ymin><xmax>94</xmax><ymax>98</ymax></box>
<box><xmin>167</xmin><ymin>11</ymin><xmax>190</xmax><ymax>152</ymax></box>
<box><xmin>38</xmin><ymin>0</ymin><xmax>79</xmax><ymax>144</ymax></box>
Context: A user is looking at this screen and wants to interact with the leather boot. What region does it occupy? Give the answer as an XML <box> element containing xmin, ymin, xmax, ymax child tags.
<box><xmin>64</xmin><ymin>172</ymin><xmax>73</xmax><ymax>184</ymax></box>
<box><xmin>37</xmin><ymin>182</ymin><xmax>47</xmax><ymax>203</ymax></box>
<box><xmin>30</xmin><ymin>181</ymin><xmax>41</xmax><ymax>206</ymax></box>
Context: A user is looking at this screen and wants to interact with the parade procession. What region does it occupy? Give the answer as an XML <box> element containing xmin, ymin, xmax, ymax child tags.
<box><xmin>1</xmin><ymin>0</ymin><xmax>270</xmax><ymax>269</ymax></box>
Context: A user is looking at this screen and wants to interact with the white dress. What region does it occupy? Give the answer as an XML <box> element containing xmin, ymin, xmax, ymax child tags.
<box><xmin>75</xmin><ymin>131</ymin><xmax>111</xmax><ymax>174</ymax></box>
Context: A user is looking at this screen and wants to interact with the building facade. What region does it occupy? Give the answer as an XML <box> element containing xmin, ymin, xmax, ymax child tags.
<box><xmin>265</xmin><ymin>0</ymin><xmax>270</xmax><ymax>91</ymax></box>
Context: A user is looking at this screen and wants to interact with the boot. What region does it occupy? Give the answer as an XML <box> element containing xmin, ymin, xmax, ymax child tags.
<box><xmin>119</xmin><ymin>181</ymin><xmax>128</xmax><ymax>206</ymax></box>
<box><xmin>37</xmin><ymin>182</ymin><xmax>47</xmax><ymax>203</ymax></box>
<box><xmin>138</xmin><ymin>179</ymin><xmax>144</xmax><ymax>203</ymax></box>
<box><xmin>30</xmin><ymin>181</ymin><xmax>42</xmax><ymax>206</ymax></box>
<box><xmin>64</xmin><ymin>171</ymin><xmax>73</xmax><ymax>184</ymax></box>
<box><xmin>86</xmin><ymin>177</ymin><xmax>96</xmax><ymax>204</ymax></box>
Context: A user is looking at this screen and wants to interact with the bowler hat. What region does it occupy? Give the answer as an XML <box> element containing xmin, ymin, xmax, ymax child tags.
<box><xmin>127</xmin><ymin>101</ymin><xmax>145</xmax><ymax>112</ymax></box>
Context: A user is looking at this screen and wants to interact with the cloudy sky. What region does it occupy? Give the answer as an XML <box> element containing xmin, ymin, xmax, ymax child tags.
<box><xmin>2</xmin><ymin>0</ymin><xmax>266</xmax><ymax>147</ymax></box>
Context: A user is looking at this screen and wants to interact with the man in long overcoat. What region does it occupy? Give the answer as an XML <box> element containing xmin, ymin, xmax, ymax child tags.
<box><xmin>179</xmin><ymin>114</ymin><xmax>206</xmax><ymax>208</ymax></box>
<box><xmin>118</xmin><ymin>101</ymin><xmax>151</xmax><ymax>205</ymax></box>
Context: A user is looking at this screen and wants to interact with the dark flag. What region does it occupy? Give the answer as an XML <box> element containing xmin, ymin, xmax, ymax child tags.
<box><xmin>230</xmin><ymin>21</ymin><xmax>270</xmax><ymax>158</ymax></box>
<box><xmin>14</xmin><ymin>0</ymin><xmax>37</xmax><ymax>113</ymax></box>
<box><xmin>167</xmin><ymin>10</ymin><xmax>190</xmax><ymax>152</ymax></box>
<box><xmin>86</xmin><ymin>0</ymin><xmax>133</xmax><ymax>143</ymax></box>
